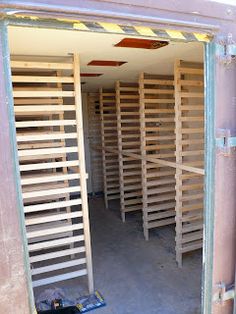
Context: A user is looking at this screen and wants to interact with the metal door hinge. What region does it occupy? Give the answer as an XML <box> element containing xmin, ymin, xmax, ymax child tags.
<box><xmin>216</xmin><ymin>34</ymin><xmax>236</xmax><ymax>65</ymax></box>
<box><xmin>213</xmin><ymin>282</ymin><xmax>235</xmax><ymax>304</ymax></box>
<box><xmin>216</xmin><ymin>128</ymin><xmax>236</xmax><ymax>156</ymax></box>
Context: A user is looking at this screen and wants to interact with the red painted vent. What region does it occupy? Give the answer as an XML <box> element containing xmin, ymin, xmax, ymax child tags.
<box><xmin>114</xmin><ymin>38</ymin><xmax>169</xmax><ymax>49</ymax></box>
<box><xmin>88</xmin><ymin>60</ymin><xmax>127</xmax><ymax>67</ymax></box>
<box><xmin>80</xmin><ymin>73</ymin><xmax>103</xmax><ymax>77</ymax></box>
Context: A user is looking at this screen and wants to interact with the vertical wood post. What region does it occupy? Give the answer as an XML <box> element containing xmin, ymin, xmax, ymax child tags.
<box><xmin>116</xmin><ymin>81</ymin><xmax>125</xmax><ymax>222</ymax></box>
<box><xmin>100</xmin><ymin>88</ymin><xmax>109</xmax><ymax>208</ymax></box>
<box><xmin>174</xmin><ymin>60</ymin><xmax>183</xmax><ymax>267</ymax></box>
<box><xmin>139</xmin><ymin>73</ymin><xmax>149</xmax><ymax>240</ymax></box>
<box><xmin>73</xmin><ymin>53</ymin><xmax>94</xmax><ymax>293</ymax></box>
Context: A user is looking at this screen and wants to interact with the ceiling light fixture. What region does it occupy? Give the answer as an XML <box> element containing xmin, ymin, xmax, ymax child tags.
<box><xmin>88</xmin><ymin>60</ymin><xmax>127</xmax><ymax>67</ymax></box>
<box><xmin>80</xmin><ymin>73</ymin><xmax>103</xmax><ymax>77</ymax></box>
<box><xmin>114</xmin><ymin>38</ymin><xmax>169</xmax><ymax>49</ymax></box>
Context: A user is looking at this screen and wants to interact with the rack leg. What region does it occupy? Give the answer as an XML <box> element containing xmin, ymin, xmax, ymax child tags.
<box><xmin>144</xmin><ymin>227</ymin><xmax>149</xmax><ymax>241</ymax></box>
<box><xmin>121</xmin><ymin>212</ymin><xmax>126</xmax><ymax>222</ymax></box>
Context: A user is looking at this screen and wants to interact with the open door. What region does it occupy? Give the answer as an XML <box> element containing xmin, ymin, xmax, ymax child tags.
<box><xmin>11</xmin><ymin>54</ymin><xmax>94</xmax><ymax>293</ymax></box>
<box><xmin>205</xmin><ymin>42</ymin><xmax>236</xmax><ymax>314</ymax></box>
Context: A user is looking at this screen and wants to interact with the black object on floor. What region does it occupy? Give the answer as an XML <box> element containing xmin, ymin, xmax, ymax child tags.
<box><xmin>38</xmin><ymin>306</ymin><xmax>79</xmax><ymax>314</ymax></box>
<box><xmin>37</xmin><ymin>291</ymin><xmax>105</xmax><ymax>314</ymax></box>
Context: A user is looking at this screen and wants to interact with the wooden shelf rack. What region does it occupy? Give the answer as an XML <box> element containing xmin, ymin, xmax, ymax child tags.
<box><xmin>116</xmin><ymin>81</ymin><xmax>142</xmax><ymax>222</ymax></box>
<box><xmin>87</xmin><ymin>92</ymin><xmax>103</xmax><ymax>194</ymax></box>
<box><xmin>12</xmin><ymin>55</ymin><xmax>94</xmax><ymax>291</ymax></box>
<box><xmin>100</xmin><ymin>88</ymin><xmax>120</xmax><ymax>208</ymax></box>
<box><xmin>174</xmin><ymin>60</ymin><xmax>205</xmax><ymax>267</ymax></box>
<box><xmin>139</xmin><ymin>73</ymin><xmax>176</xmax><ymax>240</ymax></box>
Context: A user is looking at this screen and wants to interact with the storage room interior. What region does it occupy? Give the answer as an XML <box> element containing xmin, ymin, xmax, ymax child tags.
<box><xmin>8</xmin><ymin>25</ymin><xmax>205</xmax><ymax>314</ymax></box>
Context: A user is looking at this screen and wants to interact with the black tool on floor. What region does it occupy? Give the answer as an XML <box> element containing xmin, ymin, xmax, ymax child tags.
<box><xmin>38</xmin><ymin>307</ymin><xmax>79</xmax><ymax>314</ymax></box>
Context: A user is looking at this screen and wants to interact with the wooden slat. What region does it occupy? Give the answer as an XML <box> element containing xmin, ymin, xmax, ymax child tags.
<box><xmin>32</xmin><ymin>269</ymin><xmax>87</xmax><ymax>288</ymax></box>
<box><xmin>28</xmin><ymin>235</ymin><xmax>84</xmax><ymax>252</ymax></box>
<box><xmin>24</xmin><ymin>198</ymin><xmax>82</xmax><ymax>213</ymax></box>
<box><xmin>178</xmin><ymin>67</ymin><xmax>204</xmax><ymax>75</ymax></box>
<box><xmin>25</xmin><ymin>211</ymin><xmax>83</xmax><ymax>226</ymax></box>
<box><xmin>17</xmin><ymin>132</ymin><xmax>77</xmax><ymax>142</ymax></box>
<box><xmin>15</xmin><ymin>120</ymin><xmax>76</xmax><ymax>128</ymax></box>
<box><xmin>12</xmin><ymin>75</ymin><xmax>74</xmax><ymax>83</ymax></box>
<box><xmin>11</xmin><ymin>60</ymin><xmax>73</xmax><ymax>70</ymax></box>
<box><xmin>27</xmin><ymin>223</ymin><xmax>83</xmax><ymax>239</ymax></box>
<box><xmin>21</xmin><ymin>173</ymin><xmax>80</xmax><ymax>185</ymax></box>
<box><xmin>18</xmin><ymin>146</ymin><xmax>78</xmax><ymax>157</ymax></box>
<box><xmin>32</xmin><ymin>258</ymin><xmax>86</xmax><ymax>275</ymax></box>
<box><xmin>13</xmin><ymin>90</ymin><xmax>74</xmax><ymax>98</ymax></box>
<box><xmin>30</xmin><ymin>246</ymin><xmax>85</xmax><ymax>263</ymax></box>
<box><xmin>14</xmin><ymin>98</ymin><xmax>63</xmax><ymax>105</ymax></box>
<box><xmin>22</xmin><ymin>181</ymin><xmax>80</xmax><ymax>200</ymax></box>
<box><xmin>20</xmin><ymin>160</ymin><xmax>79</xmax><ymax>171</ymax></box>
<box><xmin>14</xmin><ymin>105</ymin><xmax>75</xmax><ymax>112</ymax></box>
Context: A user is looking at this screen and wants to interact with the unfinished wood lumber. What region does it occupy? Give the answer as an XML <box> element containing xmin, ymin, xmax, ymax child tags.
<box><xmin>100</xmin><ymin>141</ymin><xmax>204</xmax><ymax>175</ymax></box>
<box><xmin>100</xmin><ymin>88</ymin><xmax>120</xmax><ymax>208</ymax></box>
<box><xmin>87</xmin><ymin>93</ymin><xmax>103</xmax><ymax>194</ymax></box>
<box><xmin>174</xmin><ymin>60</ymin><xmax>204</xmax><ymax>267</ymax></box>
<box><xmin>139</xmin><ymin>73</ymin><xmax>176</xmax><ymax>240</ymax></box>
<box><xmin>11</xmin><ymin>55</ymin><xmax>94</xmax><ymax>292</ymax></box>
<box><xmin>116</xmin><ymin>81</ymin><xmax>142</xmax><ymax>222</ymax></box>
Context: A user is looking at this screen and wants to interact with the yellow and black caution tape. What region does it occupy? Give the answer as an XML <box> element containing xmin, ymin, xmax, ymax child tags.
<box><xmin>13</xmin><ymin>14</ymin><xmax>211</xmax><ymax>42</ymax></box>
<box><xmin>72</xmin><ymin>21</ymin><xmax>211</xmax><ymax>42</ymax></box>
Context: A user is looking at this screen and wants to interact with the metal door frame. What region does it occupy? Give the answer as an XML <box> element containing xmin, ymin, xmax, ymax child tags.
<box><xmin>1</xmin><ymin>15</ymin><xmax>216</xmax><ymax>314</ymax></box>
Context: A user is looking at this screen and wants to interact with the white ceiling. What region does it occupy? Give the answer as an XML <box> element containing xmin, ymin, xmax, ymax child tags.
<box><xmin>8</xmin><ymin>26</ymin><xmax>203</xmax><ymax>91</ymax></box>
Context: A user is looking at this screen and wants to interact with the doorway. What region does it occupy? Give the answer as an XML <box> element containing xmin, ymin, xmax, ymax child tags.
<box><xmin>7</xmin><ymin>24</ymin><xmax>213</xmax><ymax>314</ymax></box>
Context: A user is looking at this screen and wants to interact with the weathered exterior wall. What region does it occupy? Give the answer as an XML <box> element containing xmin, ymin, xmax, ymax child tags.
<box><xmin>0</xmin><ymin>1</ymin><xmax>235</xmax><ymax>314</ymax></box>
<box><xmin>0</xmin><ymin>22</ymin><xmax>31</xmax><ymax>314</ymax></box>
<box><xmin>1</xmin><ymin>0</ymin><xmax>236</xmax><ymax>33</ymax></box>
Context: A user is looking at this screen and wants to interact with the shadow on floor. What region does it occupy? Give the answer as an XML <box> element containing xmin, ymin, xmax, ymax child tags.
<box><xmin>89</xmin><ymin>197</ymin><xmax>201</xmax><ymax>314</ymax></box>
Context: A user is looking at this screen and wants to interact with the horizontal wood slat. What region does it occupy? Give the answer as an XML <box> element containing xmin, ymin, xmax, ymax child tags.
<box><xmin>12</xmin><ymin>75</ymin><xmax>74</xmax><ymax>83</ymax></box>
<box><xmin>25</xmin><ymin>211</ymin><xmax>83</xmax><ymax>226</ymax></box>
<box><xmin>29</xmin><ymin>247</ymin><xmax>86</xmax><ymax>263</ymax></box>
<box><xmin>11</xmin><ymin>60</ymin><xmax>73</xmax><ymax>70</ymax></box>
<box><xmin>13</xmin><ymin>91</ymin><xmax>74</xmax><ymax>98</ymax></box>
<box><xmin>14</xmin><ymin>105</ymin><xmax>75</xmax><ymax>112</ymax></box>
<box><xmin>31</xmin><ymin>258</ymin><xmax>87</xmax><ymax>275</ymax></box>
<box><xmin>27</xmin><ymin>223</ymin><xmax>84</xmax><ymax>239</ymax></box>
<box><xmin>28</xmin><ymin>235</ymin><xmax>84</xmax><ymax>252</ymax></box>
<box><xmin>32</xmin><ymin>269</ymin><xmax>87</xmax><ymax>288</ymax></box>
<box><xmin>24</xmin><ymin>198</ymin><xmax>82</xmax><ymax>214</ymax></box>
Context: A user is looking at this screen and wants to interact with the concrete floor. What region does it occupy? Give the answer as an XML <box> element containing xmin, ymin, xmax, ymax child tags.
<box><xmin>35</xmin><ymin>196</ymin><xmax>202</xmax><ymax>313</ymax></box>
<box><xmin>89</xmin><ymin>197</ymin><xmax>202</xmax><ymax>314</ymax></box>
